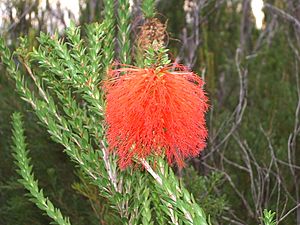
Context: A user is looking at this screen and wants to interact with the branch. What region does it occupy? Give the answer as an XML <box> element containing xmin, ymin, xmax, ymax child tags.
<box><xmin>264</xmin><ymin>3</ymin><xmax>300</xmax><ymax>30</ymax></box>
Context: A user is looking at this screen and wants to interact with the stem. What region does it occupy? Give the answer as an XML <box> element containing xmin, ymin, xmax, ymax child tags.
<box><xmin>140</xmin><ymin>159</ymin><xmax>194</xmax><ymax>224</ymax></box>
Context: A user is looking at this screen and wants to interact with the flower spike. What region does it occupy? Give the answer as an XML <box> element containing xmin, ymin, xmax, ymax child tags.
<box><xmin>104</xmin><ymin>63</ymin><xmax>209</xmax><ymax>169</ymax></box>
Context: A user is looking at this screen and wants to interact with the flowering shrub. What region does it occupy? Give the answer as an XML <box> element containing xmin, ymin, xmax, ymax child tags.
<box><xmin>0</xmin><ymin>0</ymin><xmax>211</xmax><ymax>223</ymax></box>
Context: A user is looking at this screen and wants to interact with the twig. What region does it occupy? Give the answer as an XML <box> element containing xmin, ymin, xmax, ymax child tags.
<box><xmin>140</xmin><ymin>159</ymin><xmax>194</xmax><ymax>224</ymax></box>
<box><xmin>264</xmin><ymin>3</ymin><xmax>300</xmax><ymax>30</ymax></box>
<box><xmin>4</xmin><ymin>2</ymin><xmax>36</xmax><ymax>33</ymax></box>
<box><xmin>221</xmin><ymin>216</ymin><xmax>245</xmax><ymax>225</ymax></box>
<box><xmin>21</xmin><ymin>58</ymin><xmax>49</xmax><ymax>104</ymax></box>
<box><xmin>101</xmin><ymin>140</ymin><xmax>119</xmax><ymax>192</ymax></box>
<box><xmin>140</xmin><ymin>158</ymin><xmax>162</xmax><ymax>185</ymax></box>
<box><xmin>278</xmin><ymin>203</ymin><xmax>300</xmax><ymax>223</ymax></box>
<box><xmin>205</xmin><ymin>48</ymin><xmax>247</xmax><ymax>159</ymax></box>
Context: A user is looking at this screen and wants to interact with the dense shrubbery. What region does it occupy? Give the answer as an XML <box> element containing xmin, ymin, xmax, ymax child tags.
<box><xmin>0</xmin><ymin>0</ymin><xmax>299</xmax><ymax>224</ymax></box>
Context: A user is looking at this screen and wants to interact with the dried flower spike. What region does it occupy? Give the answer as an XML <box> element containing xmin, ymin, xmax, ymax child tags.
<box><xmin>138</xmin><ymin>18</ymin><xmax>167</xmax><ymax>52</ymax></box>
<box><xmin>104</xmin><ymin>64</ymin><xmax>209</xmax><ymax>169</ymax></box>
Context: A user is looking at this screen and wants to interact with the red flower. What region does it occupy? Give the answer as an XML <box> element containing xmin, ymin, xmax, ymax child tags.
<box><xmin>104</xmin><ymin>64</ymin><xmax>209</xmax><ymax>169</ymax></box>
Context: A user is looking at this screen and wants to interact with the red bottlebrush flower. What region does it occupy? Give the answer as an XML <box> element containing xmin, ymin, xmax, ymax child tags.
<box><xmin>104</xmin><ymin>63</ymin><xmax>209</xmax><ymax>169</ymax></box>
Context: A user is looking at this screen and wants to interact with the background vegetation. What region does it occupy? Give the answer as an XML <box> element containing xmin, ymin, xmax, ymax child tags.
<box><xmin>0</xmin><ymin>0</ymin><xmax>299</xmax><ymax>224</ymax></box>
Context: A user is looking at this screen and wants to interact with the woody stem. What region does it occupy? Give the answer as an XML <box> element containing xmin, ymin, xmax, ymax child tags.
<box><xmin>140</xmin><ymin>158</ymin><xmax>194</xmax><ymax>224</ymax></box>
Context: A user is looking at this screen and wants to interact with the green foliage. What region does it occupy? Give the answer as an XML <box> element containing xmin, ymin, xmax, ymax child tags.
<box><xmin>11</xmin><ymin>112</ymin><xmax>71</xmax><ymax>225</ymax></box>
<box><xmin>183</xmin><ymin>168</ymin><xmax>226</xmax><ymax>222</ymax></box>
<box><xmin>1</xmin><ymin>0</ymin><xmax>299</xmax><ymax>224</ymax></box>
<box><xmin>103</xmin><ymin>0</ymin><xmax>115</xmax><ymax>69</ymax></box>
<box><xmin>0</xmin><ymin>25</ymin><xmax>124</xmax><ymax>224</ymax></box>
<box><xmin>117</xmin><ymin>0</ymin><xmax>131</xmax><ymax>64</ymax></box>
<box><xmin>0</xmin><ymin>15</ymin><xmax>209</xmax><ymax>224</ymax></box>
<box><xmin>261</xmin><ymin>210</ymin><xmax>276</xmax><ymax>225</ymax></box>
<box><xmin>142</xmin><ymin>0</ymin><xmax>156</xmax><ymax>18</ymax></box>
<box><xmin>152</xmin><ymin>158</ymin><xmax>209</xmax><ymax>225</ymax></box>
<box><xmin>144</xmin><ymin>43</ymin><xmax>171</xmax><ymax>68</ymax></box>
<box><xmin>0</xmin><ymin>75</ymin><xmax>95</xmax><ymax>224</ymax></box>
